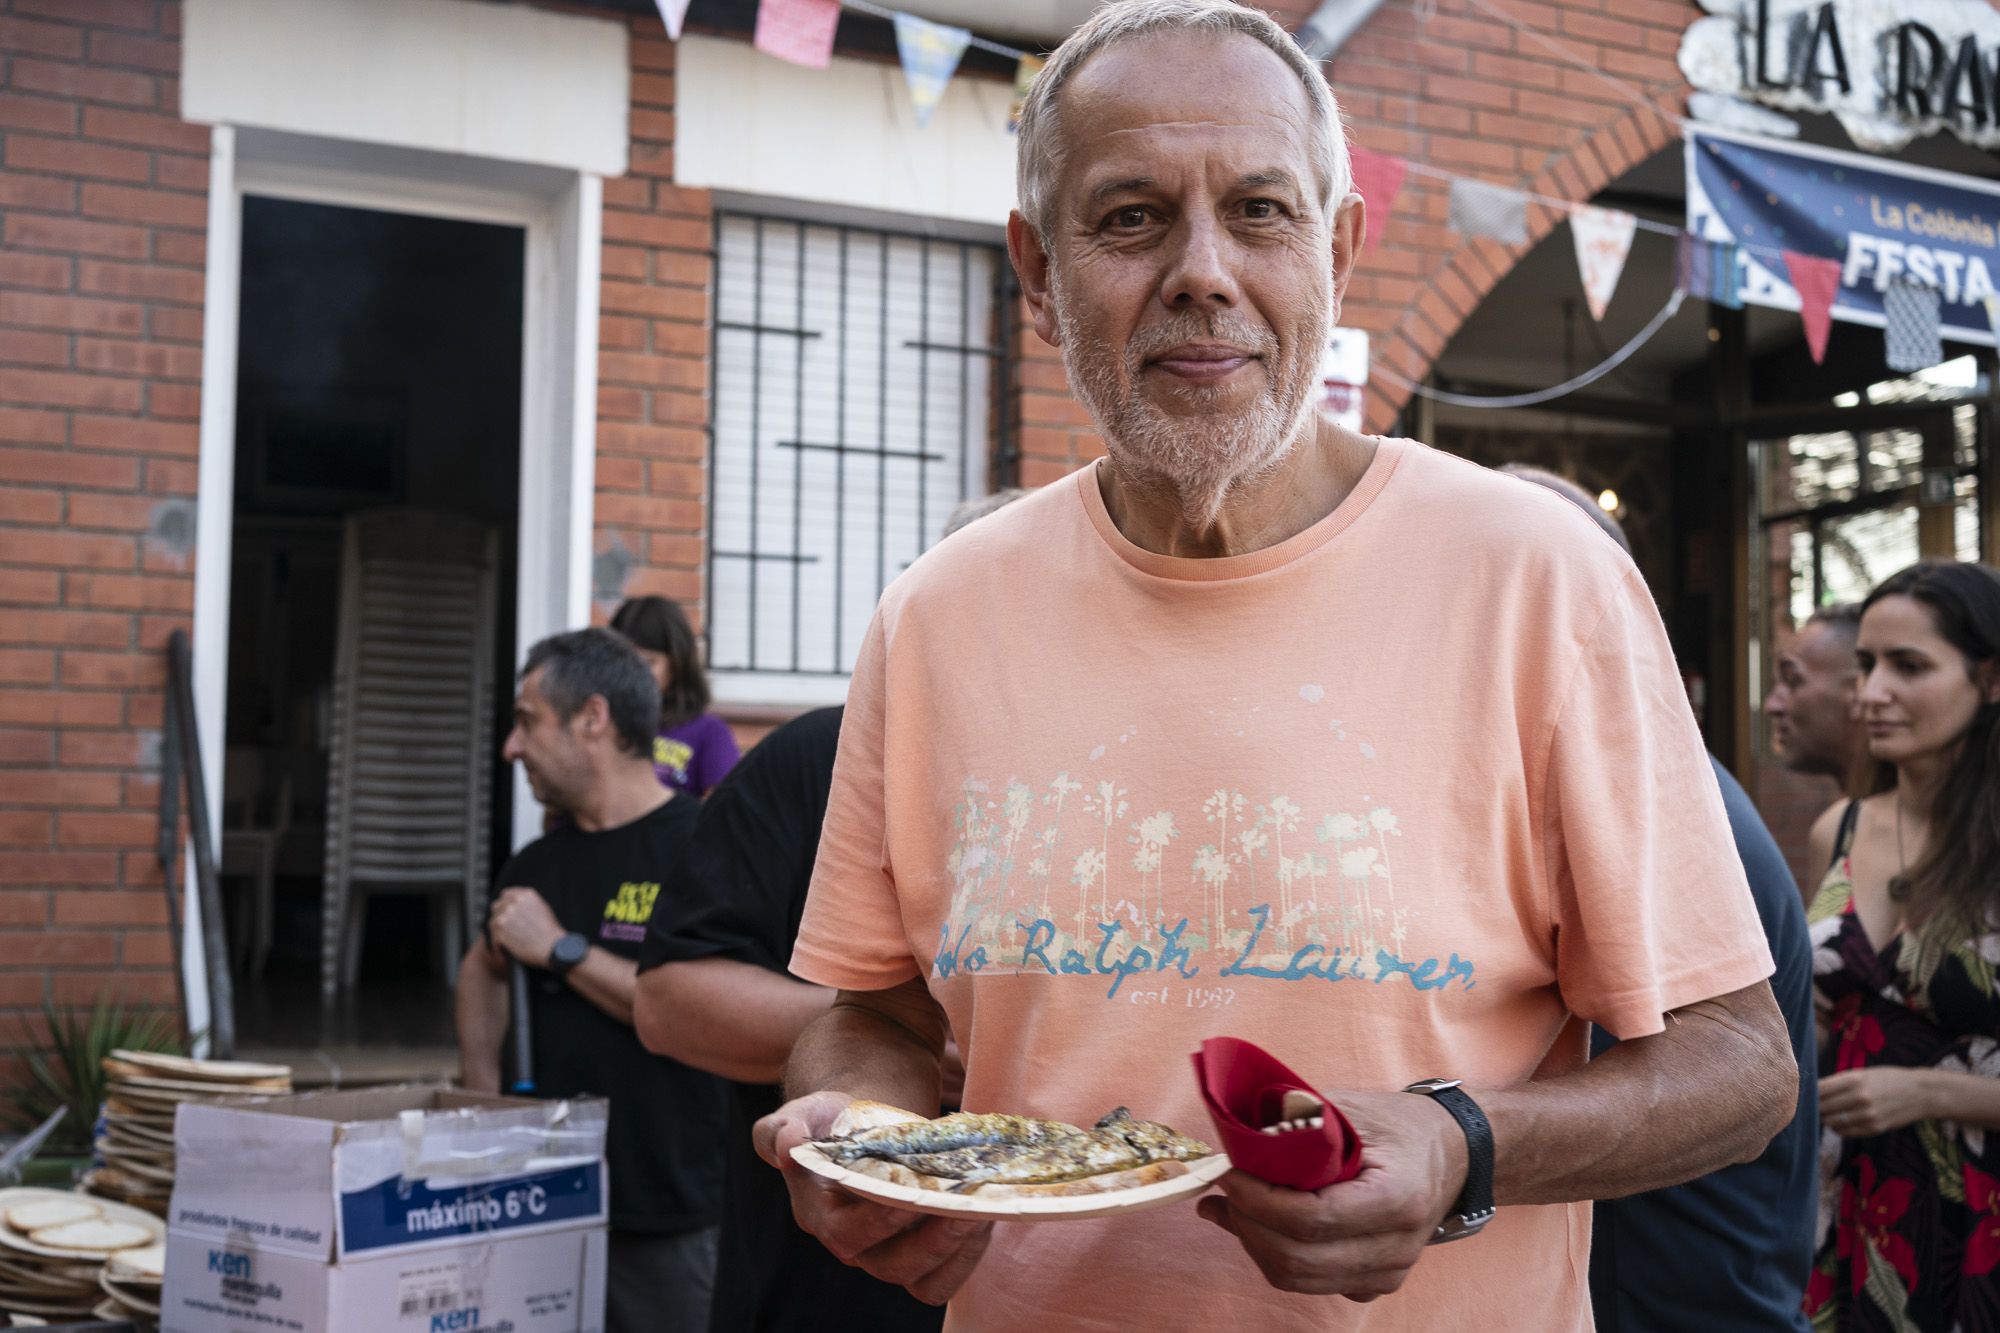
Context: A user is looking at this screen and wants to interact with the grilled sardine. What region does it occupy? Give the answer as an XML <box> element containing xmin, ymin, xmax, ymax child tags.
<box><xmin>819</xmin><ymin>1110</ymin><xmax>1081</xmax><ymax>1164</ymax></box>
<box><xmin>1096</xmin><ymin>1107</ymin><xmax>1214</xmax><ymax>1162</ymax></box>
<box><xmin>902</xmin><ymin>1131</ymin><xmax>1145</xmax><ymax>1189</ymax></box>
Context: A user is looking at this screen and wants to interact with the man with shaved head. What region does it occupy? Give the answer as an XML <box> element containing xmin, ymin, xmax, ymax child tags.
<box><xmin>756</xmin><ymin>4</ymin><xmax>1795</xmax><ymax>1328</ymax></box>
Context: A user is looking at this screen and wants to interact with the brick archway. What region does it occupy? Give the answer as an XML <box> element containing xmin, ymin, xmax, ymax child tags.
<box><xmin>1304</xmin><ymin>0</ymin><xmax>1696</xmax><ymax>435</ymax></box>
<box><xmin>1362</xmin><ymin>101</ymin><xmax>1682</xmax><ymax>432</ymax></box>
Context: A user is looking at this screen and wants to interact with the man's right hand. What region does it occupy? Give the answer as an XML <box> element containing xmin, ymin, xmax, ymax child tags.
<box><xmin>753</xmin><ymin>1090</ymin><xmax>993</xmax><ymax>1306</ymax></box>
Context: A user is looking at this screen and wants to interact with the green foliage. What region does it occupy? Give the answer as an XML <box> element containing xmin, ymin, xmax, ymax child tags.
<box><xmin>4</xmin><ymin>995</ymin><xmax>184</xmax><ymax>1155</ymax></box>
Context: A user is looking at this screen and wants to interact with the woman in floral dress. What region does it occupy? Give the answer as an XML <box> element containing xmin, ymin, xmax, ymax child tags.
<box><xmin>1806</xmin><ymin>561</ymin><xmax>2000</xmax><ymax>1330</ymax></box>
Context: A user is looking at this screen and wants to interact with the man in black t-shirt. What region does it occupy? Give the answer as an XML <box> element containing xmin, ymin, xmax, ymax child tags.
<box><xmin>455</xmin><ymin>628</ymin><xmax>727</xmax><ymax>1333</ymax></box>
<box><xmin>634</xmin><ymin>708</ymin><xmax>943</xmax><ymax>1333</ymax></box>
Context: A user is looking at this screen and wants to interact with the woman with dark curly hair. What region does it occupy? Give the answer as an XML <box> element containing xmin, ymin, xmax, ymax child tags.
<box><xmin>1805</xmin><ymin>560</ymin><xmax>2000</xmax><ymax>1329</ymax></box>
<box><xmin>609</xmin><ymin>595</ymin><xmax>740</xmax><ymax>798</ymax></box>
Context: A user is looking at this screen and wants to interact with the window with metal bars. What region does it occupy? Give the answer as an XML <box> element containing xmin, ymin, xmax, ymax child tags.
<box><xmin>707</xmin><ymin>211</ymin><xmax>1008</xmax><ymax>703</ymax></box>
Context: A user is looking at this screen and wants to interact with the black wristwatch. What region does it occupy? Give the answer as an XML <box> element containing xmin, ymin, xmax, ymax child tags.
<box><xmin>547</xmin><ymin>932</ymin><xmax>590</xmax><ymax>979</ymax></box>
<box><xmin>1402</xmin><ymin>1078</ymin><xmax>1495</xmax><ymax>1243</ymax></box>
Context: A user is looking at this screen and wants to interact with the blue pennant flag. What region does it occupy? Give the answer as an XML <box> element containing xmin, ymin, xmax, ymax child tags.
<box><xmin>1677</xmin><ymin>233</ymin><xmax>1742</xmax><ymax>309</ymax></box>
<box><xmin>894</xmin><ymin>12</ymin><xmax>970</xmax><ymax>129</ymax></box>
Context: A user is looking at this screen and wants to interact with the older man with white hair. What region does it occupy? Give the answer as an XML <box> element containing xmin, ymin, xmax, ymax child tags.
<box><xmin>754</xmin><ymin>3</ymin><xmax>1796</xmax><ymax>1328</ymax></box>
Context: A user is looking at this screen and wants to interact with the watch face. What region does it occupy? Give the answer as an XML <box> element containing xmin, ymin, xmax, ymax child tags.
<box><xmin>553</xmin><ymin>933</ymin><xmax>589</xmax><ymax>967</ymax></box>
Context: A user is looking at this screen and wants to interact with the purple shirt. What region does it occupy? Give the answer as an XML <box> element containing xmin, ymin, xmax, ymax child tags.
<box><xmin>653</xmin><ymin>712</ymin><xmax>740</xmax><ymax>797</ymax></box>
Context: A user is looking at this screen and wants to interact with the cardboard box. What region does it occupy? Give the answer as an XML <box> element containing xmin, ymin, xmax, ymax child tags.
<box><xmin>161</xmin><ymin>1085</ymin><xmax>608</xmax><ymax>1333</ymax></box>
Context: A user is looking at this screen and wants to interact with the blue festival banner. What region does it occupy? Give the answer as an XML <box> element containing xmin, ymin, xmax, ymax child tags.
<box><xmin>1686</xmin><ymin>126</ymin><xmax>2000</xmax><ymax>348</ymax></box>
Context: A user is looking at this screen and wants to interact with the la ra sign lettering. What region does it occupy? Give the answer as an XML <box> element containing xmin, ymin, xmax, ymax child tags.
<box><xmin>1680</xmin><ymin>0</ymin><xmax>2000</xmax><ymax>152</ymax></box>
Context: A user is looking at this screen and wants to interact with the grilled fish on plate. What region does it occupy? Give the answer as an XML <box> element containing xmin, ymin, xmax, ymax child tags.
<box><xmin>802</xmin><ymin>1102</ymin><xmax>1222</xmax><ymax>1204</ymax></box>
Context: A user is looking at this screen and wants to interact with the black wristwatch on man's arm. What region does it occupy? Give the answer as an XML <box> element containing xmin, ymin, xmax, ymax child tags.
<box><xmin>1402</xmin><ymin>1078</ymin><xmax>1495</xmax><ymax>1243</ymax></box>
<box><xmin>547</xmin><ymin>931</ymin><xmax>590</xmax><ymax>980</ymax></box>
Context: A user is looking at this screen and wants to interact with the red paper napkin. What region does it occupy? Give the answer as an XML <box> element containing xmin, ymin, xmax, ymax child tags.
<box><xmin>1191</xmin><ymin>1036</ymin><xmax>1363</xmax><ymax>1191</ymax></box>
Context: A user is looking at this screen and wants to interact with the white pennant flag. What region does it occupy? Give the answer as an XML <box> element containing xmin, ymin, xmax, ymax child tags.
<box><xmin>1569</xmin><ymin>205</ymin><xmax>1637</xmax><ymax>322</ymax></box>
<box><xmin>654</xmin><ymin>0</ymin><xmax>692</xmax><ymax>39</ymax></box>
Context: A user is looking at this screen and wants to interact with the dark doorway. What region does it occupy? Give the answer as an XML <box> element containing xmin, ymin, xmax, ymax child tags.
<box><xmin>222</xmin><ymin>197</ymin><xmax>523</xmax><ymax>1052</ymax></box>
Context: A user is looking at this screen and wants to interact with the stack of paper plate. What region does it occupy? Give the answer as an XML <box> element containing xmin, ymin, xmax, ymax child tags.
<box><xmin>87</xmin><ymin>1050</ymin><xmax>291</xmax><ymax>1215</ymax></box>
<box><xmin>0</xmin><ymin>1188</ymin><xmax>164</xmax><ymax>1327</ymax></box>
<box><xmin>95</xmin><ymin>1241</ymin><xmax>164</xmax><ymax>1327</ymax></box>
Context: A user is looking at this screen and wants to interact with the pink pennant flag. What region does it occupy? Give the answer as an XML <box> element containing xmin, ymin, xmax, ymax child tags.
<box><xmin>755</xmin><ymin>0</ymin><xmax>840</xmax><ymax>69</ymax></box>
<box><xmin>653</xmin><ymin>0</ymin><xmax>692</xmax><ymax>40</ymax></box>
<box><xmin>1784</xmin><ymin>251</ymin><xmax>1842</xmax><ymax>365</ymax></box>
<box><xmin>1569</xmin><ymin>205</ymin><xmax>1637</xmax><ymax>321</ymax></box>
<box><xmin>1347</xmin><ymin>146</ymin><xmax>1406</xmax><ymax>256</ymax></box>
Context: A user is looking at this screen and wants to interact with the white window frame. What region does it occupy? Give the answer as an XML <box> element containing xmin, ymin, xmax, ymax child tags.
<box><xmin>705</xmin><ymin>195</ymin><xmax>1007</xmax><ymax>709</ymax></box>
<box><xmin>189</xmin><ymin>125</ymin><xmax>601</xmax><ymax>1039</ymax></box>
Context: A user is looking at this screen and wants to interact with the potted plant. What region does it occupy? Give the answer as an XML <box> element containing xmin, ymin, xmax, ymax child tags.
<box><xmin>3</xmin><ymin>995</ymin><xmax>184</xmax><ymax>1185</ymax></box>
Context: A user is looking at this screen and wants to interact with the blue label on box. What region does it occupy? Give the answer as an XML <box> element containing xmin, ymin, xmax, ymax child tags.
<box><xmin>338</xmin><ymin>1163</ymin><xmax>602</xmax><ymax>1254</ymax></box>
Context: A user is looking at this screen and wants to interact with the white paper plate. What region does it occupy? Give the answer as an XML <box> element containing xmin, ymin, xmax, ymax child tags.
<box><xmin>98</xmin><ymin>1271</ymin><xmax>161</xmax><ymax>1316</ymax></box>
<box><xmin>0</xmin><ymin>1190</ymin><xmax>162</xmax><ymax>1261</ymax></box>
<box><xmin>788</xmin><ymin>1146</ymin><xmax>1230</xmax><ymax>1222</ymax></box>
<box><xmin>0</xmin><ymin>1258</ymin><xmax>94</xmax><ymax>1290</ymax></box>
<box><xmin>100</xmin><ymin>1116</ymin><xmax>175</xmax><ymax>1148</ymax></box>
<box><xmin>105</xmin><ymin>1072</ymin><xmax>288</xmax><ymax>1097</ymax></box>
<box><xmin>103</xmin><ymin>1245</ymin><xmax>163</xmax><ymax>1284</ymax></box>
<box><xmin>105</xmin><ymin>1051</ymin><xmax>290</xmax><ymax>1083</ymax></box>
<box><xmin>0</xmin><ymin>1291</ymin><xmax>98</xmax><ymax>1318</ymax></box>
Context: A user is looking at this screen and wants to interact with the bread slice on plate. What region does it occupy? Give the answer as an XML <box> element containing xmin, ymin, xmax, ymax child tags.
<box><xmin>2</xmin><ymin>1200</ymin><xmax>99</xmax><ymax>1234</ymax></box>
<box><xmin>25</xmin><ymin>1219</ymin><xmax>153</xmax><ymax>1253</ymax></box>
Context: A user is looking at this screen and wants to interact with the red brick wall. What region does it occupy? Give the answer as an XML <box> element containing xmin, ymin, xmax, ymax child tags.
<box><xmin>0</xmin><ymin>0</ymin><xmax>201</xmax><ymax>1074</ymax></box>
<box><xmin>592</xmin><ymin>15</ymin><xmax>713</xmax><ymax>638</ymax></box>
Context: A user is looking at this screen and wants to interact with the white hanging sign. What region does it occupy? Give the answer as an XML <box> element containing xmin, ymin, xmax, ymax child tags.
<box><xmin>1680</xmin><ymin>0</ymin><xmax>2000</xmax><ymax>153</ymax></box>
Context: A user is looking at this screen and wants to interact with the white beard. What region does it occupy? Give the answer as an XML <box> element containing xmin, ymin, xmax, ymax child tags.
<box><xmin>1052</xmin><ymin>276</ymin><xmax>1331</xmax><ymax>527</ymax></box>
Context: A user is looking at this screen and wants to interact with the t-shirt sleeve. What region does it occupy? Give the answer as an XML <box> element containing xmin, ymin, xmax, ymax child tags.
<box><xmin>1543</xmin><ymin>569</ymin><xmax>1774</xmax><ymax>1040</ymax></box>
<box><xmin>690</xmin><ymin>714</ymin><xmax>741</xmax><ymax>797</ymax></box>
<box><xmin>483</xmin><ymin>850</ymin><xmax>529</xmax><ymax>939</ymax></box>
<box><xmin>639</xmin><ymin>738</ymin><xmax>803</xmax><ymax>975</ymax></box>
<box><xmin>790</xmin><ymin>617</ymin><xmax>920</xmax><ymax>990</ymax></box>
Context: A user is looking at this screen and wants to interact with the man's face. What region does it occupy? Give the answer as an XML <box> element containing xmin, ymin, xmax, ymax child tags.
<box><xmin>502</xmin><ymin>667</ymin><xmax>593</xmax><ymax>811</ymax></box>
<box><xmin>1766</xmin><ymin>619</ymin><xmax>1861</xmax><ymax>780</ymax></box>
<box><xmin>1017</xmin><ymin>31</ymin><xmax>1358</xmax><ymax>501</ymax></box>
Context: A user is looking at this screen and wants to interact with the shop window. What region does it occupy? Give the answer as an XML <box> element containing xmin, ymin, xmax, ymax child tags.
<box><xmin>707</xmin><ymin>211</ymin><xmax>1005</xmax><ymax>704</ymax></box>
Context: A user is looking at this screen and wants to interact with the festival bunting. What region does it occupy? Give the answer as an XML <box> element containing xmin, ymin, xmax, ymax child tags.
<box><xmin>1007</xmin><ymin>55</ymin><xmax>1045</xmax><ymax>134</ymax></box>
<box><xmin>1448</xmin><ymin>178</ymin><xmax>1527</xmax><ymax>246</ymax></box>
<box><xmin>755</xmin><ymin>0</ymin><xmax>841</xmax><ymax>69</ymax></box>
<box><xmin>894</xmin><ymin>13</ymin><xmax>971</xmax><ymax>128</ymax></box>
<box><xmin>652</xmin><ymin>0</ymin><xmax>691</xmax><ymax>40</ymax></box>
<box><xmin>1346</xmin><ymin>147</ymin><xmax>1405</xmax><ymax>256</ymax></box>
<box><xmin>1569</xmin><ymin>205</ymin><xmax>1636</xmax><ymax>321</ymax></box>
<box><xmin>1676</xmin><ymin>233</ymin><xmax>1741</xmax><ymax>309</ymax></box>
<box><xmin>1782</xmin><ymin>252</ymin><xmax>1842</xmax><ymax>365</ymax></box>
<box><xmin>1884</xmin><ymin>279</ymin><xmax>1944</xmax><ymax>373</ymax></box>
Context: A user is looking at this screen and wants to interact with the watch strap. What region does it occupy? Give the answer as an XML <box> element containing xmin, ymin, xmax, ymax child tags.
<box><xmin>1405</xmin><ymin>1079</ymin><xmax>1494</xmax><ymax>1243</ymax></box>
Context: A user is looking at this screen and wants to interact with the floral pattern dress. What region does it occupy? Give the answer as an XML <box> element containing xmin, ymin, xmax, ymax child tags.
<box><xmin>1806</xmin><ymin>808</ymin><xmax>2000</xmax><ymax>1331</ymax></box>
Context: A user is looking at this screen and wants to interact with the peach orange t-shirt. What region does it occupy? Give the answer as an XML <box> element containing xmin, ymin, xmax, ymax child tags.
<box><xmin>791</xmin><ymin>437</ymin><xmax>1773</xmax><ymax>1331</ymax></box>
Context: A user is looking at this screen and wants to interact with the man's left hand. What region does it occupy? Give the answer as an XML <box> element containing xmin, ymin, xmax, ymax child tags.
<box><xmin>1820</xmin><ymin>1068</ymin><xmax>1933</xmax><ymax>1138</ymax></box>
<box><xmin>1195</xmin><ymin>1089</ymin><xmax>1466</xmax><ymax>1299</ymax></box>
<box><xmin>488</xmin><ymin>886</ymin><xmax>567</xmax><ymax>968</ymax></box>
